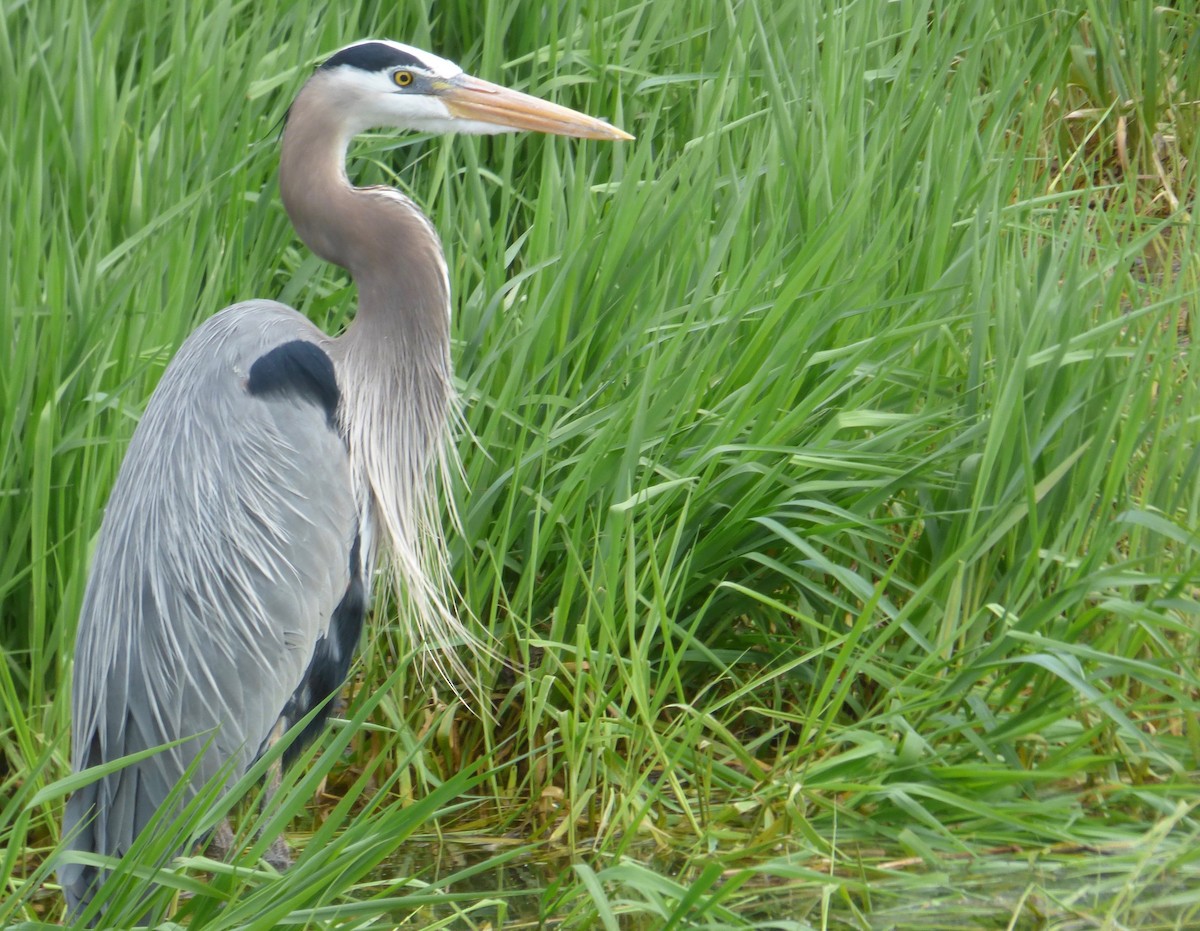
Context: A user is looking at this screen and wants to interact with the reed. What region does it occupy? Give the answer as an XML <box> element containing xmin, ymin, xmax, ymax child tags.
<box><xmin>2</xmin><ymin>0</ymin><xmax>1198</xmax><ymax>925</ymax></box>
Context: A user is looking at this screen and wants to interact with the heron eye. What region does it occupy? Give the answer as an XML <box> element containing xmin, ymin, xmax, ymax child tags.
<box><xmin>393</xmin><ymin>70</ymin><xmax>414</xmax><ymax>87</ymax></box>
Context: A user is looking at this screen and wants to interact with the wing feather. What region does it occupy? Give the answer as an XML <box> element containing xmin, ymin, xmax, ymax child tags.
<box><xmin>61</xmin><ymin>301</ymin><xmax>358</xmax><ymax>913</ymax></box>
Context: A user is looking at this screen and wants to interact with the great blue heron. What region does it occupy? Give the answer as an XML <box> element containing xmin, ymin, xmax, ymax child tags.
<box><xmin>60</xmin><ymin>39</ymin><xmax>630</xmax><ymax>919</ymax></box>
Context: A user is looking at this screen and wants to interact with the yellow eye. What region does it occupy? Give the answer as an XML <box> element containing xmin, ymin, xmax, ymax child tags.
<box><xmin>393</xmin><ymin>70</ymin><xmax>413</xmax><ymax>87</ymax></box>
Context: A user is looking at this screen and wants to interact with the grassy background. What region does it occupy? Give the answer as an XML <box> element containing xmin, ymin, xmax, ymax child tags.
<box><xmin>3</xmin><ymin>0</ymin><xmax>1199</xmax><ymax>926</ymax></box>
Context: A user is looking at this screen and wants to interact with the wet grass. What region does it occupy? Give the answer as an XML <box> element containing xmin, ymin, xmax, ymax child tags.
<box><xmin>2</xmin><ymin>0</ymin><xmax>1200</xmax><ymax>927</ymax></box>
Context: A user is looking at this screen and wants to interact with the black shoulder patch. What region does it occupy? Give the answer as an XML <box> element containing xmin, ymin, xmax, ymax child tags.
<box><xmin>319</xmin><ymin>42</ymin><xmax>425</xmax><ymax>74</ymax></box>
<box><xmin>247</xmin><ymin>340</ymin><xmax>340</xmax><ymax>429</ymax></box>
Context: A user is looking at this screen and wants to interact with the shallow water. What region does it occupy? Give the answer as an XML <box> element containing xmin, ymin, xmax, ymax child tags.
<box><xmin>374</xmin><ymin>839</ymin><xmax>560</xmax><ymax>923</ymax></box>
<box><xmin>364</xmin><ymin>837</ymin><xmax>1200</xmax><ymax>929</ymax></box>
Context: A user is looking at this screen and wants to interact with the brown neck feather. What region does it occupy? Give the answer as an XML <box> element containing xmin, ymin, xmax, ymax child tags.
<box><xmin>279</xmin><ymin>80</ymin><xmax>450</xmax><ymax>351</ymax></box>
<box><xmin>276</xmin><ymin>75</ymin><xmax>457</xmax><ymax>611</ymax></box>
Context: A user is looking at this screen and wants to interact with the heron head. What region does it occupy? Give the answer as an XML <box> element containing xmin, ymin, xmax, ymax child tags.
<box><xmin>307</xmin><ymin>39</ymin><xmax>633</xmax><ymax>141</ymax></box>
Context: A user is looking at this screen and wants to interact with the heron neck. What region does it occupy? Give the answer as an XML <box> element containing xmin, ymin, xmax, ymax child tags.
<box><xmin>278</xmin><ymin>83</ymin><xmax>456</xmax><ymax>568</ymax></box>
<box><xmin>278</xmin><ymin>86</ymin><xmax>452</xmax><ymax>360</ymax></box>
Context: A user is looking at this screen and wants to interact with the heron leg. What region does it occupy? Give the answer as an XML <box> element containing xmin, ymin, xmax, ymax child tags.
<box><xmin>257</xmin><ymin>720</ymin><xmax>293</xmax><ymax>870</ymax></box>
<box><xmin>263</xmin><ymin>833</ymin><xmax>293</xmax><ymax>870</ymax></box>
<box><xmin>205</xmin><ymin>818</ymin><xmax>237</xmax><ymax>860</ymax></box>
<box><xmin>202</xmin><ymin>724</ymin><xmax>295</xmax><ymax>869</ymax></box>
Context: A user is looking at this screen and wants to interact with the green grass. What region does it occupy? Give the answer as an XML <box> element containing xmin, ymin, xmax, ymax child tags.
<box><xmin>3</xmin><ymin>0</ymin><xmax>1200</xmax><ymax>926</ymax></box>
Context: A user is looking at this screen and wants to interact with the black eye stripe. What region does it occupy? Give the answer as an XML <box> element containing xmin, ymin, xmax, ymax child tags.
<box><xmin>319</xmin><ymin>43</ymin><xmax>425</xmax><ymax>74</ymax></box>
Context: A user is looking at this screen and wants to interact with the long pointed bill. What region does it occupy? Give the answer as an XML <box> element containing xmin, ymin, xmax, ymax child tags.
<box><xmin>441</xmin><ymin>74</ymin><xmax>633</xmax><ymax>141</ymax></box>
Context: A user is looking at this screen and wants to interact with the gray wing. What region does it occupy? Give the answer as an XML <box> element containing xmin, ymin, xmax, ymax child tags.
<box><xmin>61</xmin><ymin>301</ymin><xmax>358</xmax><ymax>913</ymax></box>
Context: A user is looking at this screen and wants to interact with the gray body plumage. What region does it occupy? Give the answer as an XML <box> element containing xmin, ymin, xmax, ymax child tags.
<box><xmin>59</xmin><ymin>38</ymin><xmax>629</xmax><ymax>921</ymax></box>
<box><xmin>61</xmin><ymin>304</ymin><xmax>358</xmax><ymax>911</ymax></box>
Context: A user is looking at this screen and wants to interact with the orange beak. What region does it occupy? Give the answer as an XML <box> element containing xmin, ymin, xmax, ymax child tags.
<box><xmin>440</xmin><ymin>73</ymin><xmax>633</xmax><ymax>141</ymax></box>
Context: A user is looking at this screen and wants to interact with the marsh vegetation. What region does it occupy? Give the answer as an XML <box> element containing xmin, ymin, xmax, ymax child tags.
<box><xmin>2</xmin><ymin>0</ymin><xmax>1199</xmax><ymax>926</ymax></box>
